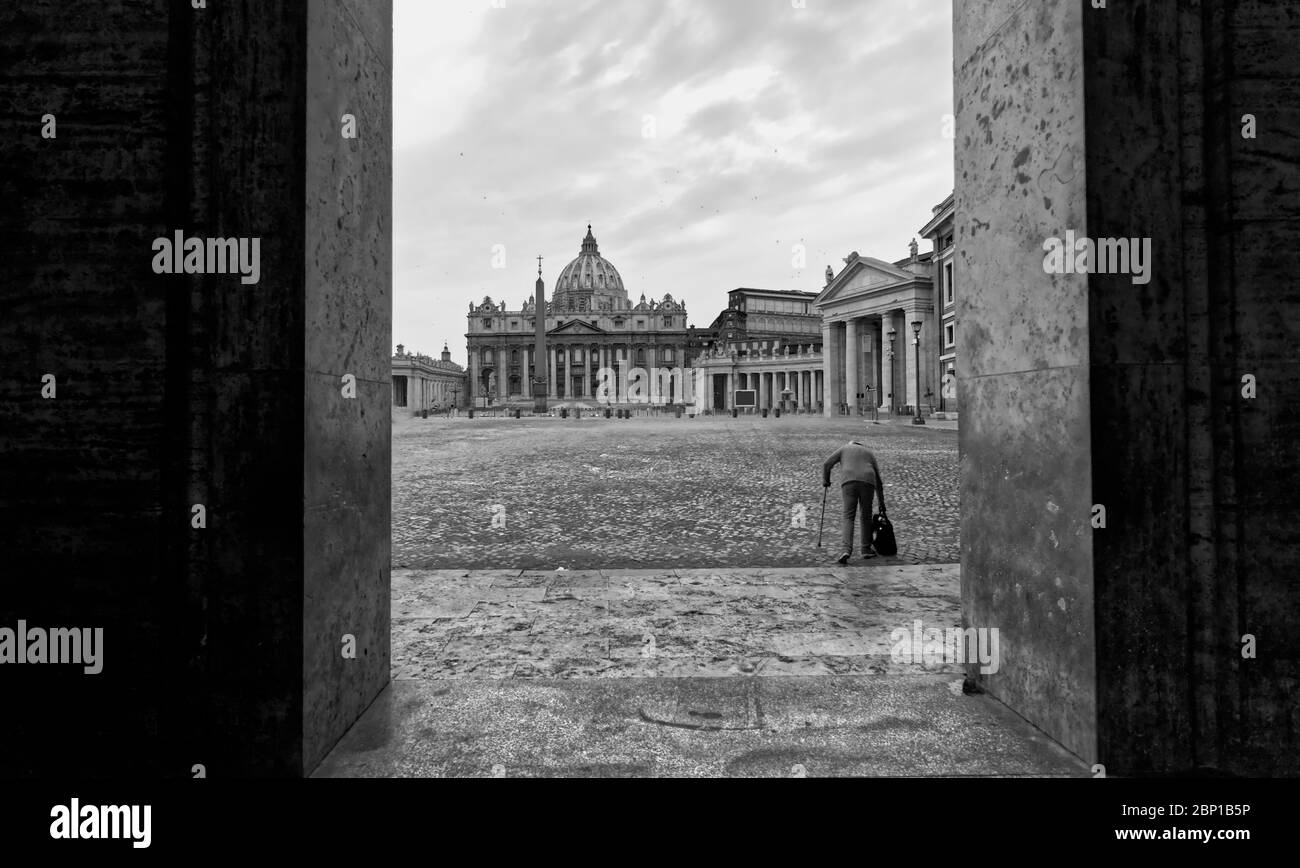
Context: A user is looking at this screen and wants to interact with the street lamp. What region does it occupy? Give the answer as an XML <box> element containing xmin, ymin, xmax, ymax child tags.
<box><xmin>887</xmin><ymin>329</ymin><xmax>897</xmax><ymax>415</ymax></box>
<box><xmin>911</xmin><ymin>320</ymin><xmax>925</xmax><ymax>425</ymax></box>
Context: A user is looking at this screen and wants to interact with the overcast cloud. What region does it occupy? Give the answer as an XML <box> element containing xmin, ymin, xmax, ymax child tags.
<box><xmin>394</xmin><ymin>0</ymin><xmax>954</xmax><ymax>359</ymax></box>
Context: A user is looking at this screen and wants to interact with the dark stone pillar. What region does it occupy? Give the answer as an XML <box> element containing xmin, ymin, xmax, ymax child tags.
<box><xmin>0</xmin><ymin>0</ymin><xmax>392</xmax><ymax>777</ymax></box>
<box><xmin>957</xmin><ymin>0</ymin><xmax>1299</xmax><ymax>775</ymax></box>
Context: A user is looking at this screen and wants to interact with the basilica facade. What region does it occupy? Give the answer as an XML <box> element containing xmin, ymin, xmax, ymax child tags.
<box><xmin>466</xmin><ymin>226</ymin><xmax>692</xmax><ymax>407</ymax></box>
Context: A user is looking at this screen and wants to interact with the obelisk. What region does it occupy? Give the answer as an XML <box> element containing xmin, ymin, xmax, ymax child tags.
<box><xmin>533</xmin><ymin>255</ymin><xmax>548</xmax><ymax>414</ymax></box>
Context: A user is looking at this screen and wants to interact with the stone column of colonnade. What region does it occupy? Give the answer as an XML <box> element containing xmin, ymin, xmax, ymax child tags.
<box><xmin>868</xmin><ymin>324</ymin><xmax>879</xmax><ymax>409</ymax></box>
<box><xmin>902</xmin><ymin>308</ymin><xmax>929</xmax><ymax>415</ymax></box>
<box><xmin>821</xmin><ymin>322</ymin><xmax>840</xmax><ymax>416</ymax></box>
<box><xmin>879</xmin><ymin>310</ymin><xmax>898</xmax><ymax>413</ymax></box>
<box><xmin>844</xmin><ymin>319</ymin><xmax>859</xmax><ymax>416</ymax></box>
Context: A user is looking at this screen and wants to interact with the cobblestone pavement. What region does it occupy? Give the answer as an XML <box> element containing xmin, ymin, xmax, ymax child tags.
<box><xmin>393</xmin><ymin>415</ymin><xmax>958</xmax><ymax>570</ymax></box>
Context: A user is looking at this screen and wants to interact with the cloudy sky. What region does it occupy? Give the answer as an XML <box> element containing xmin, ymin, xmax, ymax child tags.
<box><xmin>394</xmin><ymin>0</ymin><xmax>954</xmax><ymax>360</ymax></box>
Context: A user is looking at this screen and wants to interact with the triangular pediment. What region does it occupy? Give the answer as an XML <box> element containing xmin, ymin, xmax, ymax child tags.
<box><xmin>549</xmin><ymin>319</ymin><xmax>606</xmax><ymax>336</ymax></box>
<box><xmin>815</xmin><ymin>257</ymin><xmax>925</xmax><ymax>308</ymax></box>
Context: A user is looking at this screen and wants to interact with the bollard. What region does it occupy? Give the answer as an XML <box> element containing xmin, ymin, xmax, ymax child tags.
<box><xmin>561</xmin><ymin>408</ymin><xmax>568</xmax><ymax>419</ymax></box>
<box><xmin>468</xmin><ymin>409</ymin><xmax>475</xmax><ymax>419</ymax></box>
<box><xmin>731</xmin><ymin>408</ymin><xmax>738</xmax><ymax>418</ymax></box>
<box><xmin>762</xmin><ymin>408</ymin><xmax>768</xmax><ymax>418</ymax></box>
<box><xmin>605</xmin><ymin>408</ymin><xmax>612</xmax><ymax>419</ymax></box>
<box><xmin>775</xmin><ymin>408</ymin><xmax>782</xmax><ymax>418</ymax></box>
<box><xmin>675</xmin><ymin>408</ymin><xmax>682</xmax><ymax>419</ymax></box>
<box><xmin>421</xmin><ymin>409</ymin><xmax>428</xmax><ymax>419</ymax></box>
<box><xmin>515</xmin><ymin>409</ymin><xmax>521</xmax><ymax>419</ymax></box>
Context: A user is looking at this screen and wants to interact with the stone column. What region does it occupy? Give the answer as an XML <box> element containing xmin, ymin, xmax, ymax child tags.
<box><xmin>845</xmin><ymin>318</ymin><xmax>859</xmax><ymax>415</ymax></box>
<box><xmin>880</xmin><ymin>313</ymin><xmax>897</xmax><ymax>413</ymax></box>
<box><xmin>865</xmin><ymin>323</ymin><xmax>878</xmax><ymax>408</ymax></box>
<box><xmin>548</xmin><ymin>345</ymin><xmax>558</xmax><ymax>399</ymax></box>
<box><xmin>498</xmin><ymin>345</ymin><xmax>508</xmax><ymax>402</ymax></box>
<box><xmin>585</xmin><ymin>345</ymin><xmax>595</xmax><ymax>400</ymax></box>
<box><xmin>1</xmin><ymin>0</ymin><xmax>394</xmax><ymax>778</ymax></box>
<box><xmin>468</xmin><ymin>347</ymin><xmax>480</xmax><ymax>408</ymax></box>
<box><xmin>821</xmin><ymin>322</ymin><xmax>839</xmax><ymax>416</ymax></box>
<box><xmin>903</xmin><ymin>311</ymin><xmax>926</xmax><ymax>415</ymax></box>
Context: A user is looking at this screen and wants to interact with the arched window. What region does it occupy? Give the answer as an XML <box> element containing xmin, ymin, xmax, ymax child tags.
<box><xmin>482</xmin><ymin>348</ymin><xmax>494</xmax><ymax>365</ymax></box>
<box><xmin>511</xmin><ymin>349</ymin><xmax>519</xmax><ymax>364</ymax></box>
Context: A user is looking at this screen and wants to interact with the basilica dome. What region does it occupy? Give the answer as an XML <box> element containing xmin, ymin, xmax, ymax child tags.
<box><xmin>552</xmin><ymin>225</ymin><xmax>629</xmax><ymax>311</ymax></box>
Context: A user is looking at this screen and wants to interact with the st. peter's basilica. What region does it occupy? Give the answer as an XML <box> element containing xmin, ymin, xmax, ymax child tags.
<box><xmin>466</xmin><ymin>226</ymin><xmax>692</xmax><ymax>407</ymax></box>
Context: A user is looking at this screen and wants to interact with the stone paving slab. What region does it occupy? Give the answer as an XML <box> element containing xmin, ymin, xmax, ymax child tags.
<box><xmin>324</xmin><ymin>563</ymin><xmax>1087</xmax><ymax>777</ymax></box>
<box><xmin>391</xmin><ymin>564</ymin><xmax>966</xmax><ymax>678</ymax></box>
<box><xmin>313</xmin><ymin>676</ymin><xmax>1087</xmax><ymax>778</ymax></box>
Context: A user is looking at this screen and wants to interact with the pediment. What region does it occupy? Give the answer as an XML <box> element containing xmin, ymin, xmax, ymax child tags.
<box><xmin>816</xmin><ymin>257</ymin><xmax>923</xmax><ymax>308</ymax></box>
<box><xmin>549</xmin><ymin>320</ymin><xmax>606</xmax><ymax>336</ymax></box>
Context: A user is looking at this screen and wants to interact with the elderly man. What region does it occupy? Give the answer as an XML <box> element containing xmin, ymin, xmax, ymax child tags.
<box><xmin>822</xmin><ymin>439</ymin><xmax>887</xmax><ymax>564</ymax></box>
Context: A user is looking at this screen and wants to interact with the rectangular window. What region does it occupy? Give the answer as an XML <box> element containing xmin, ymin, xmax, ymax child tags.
<box><xmin>945</xmin><ymin>322</ymin><xmax>956</xmax><ymax>348</ymax></box>
<box><xmin>637</xmin><ymin>319</ymin><xmax>645</xmax><ymax>329</ymax></box>
<box><xmin>510</xmin><ymin>320</ymin><xmax>519</xmax><ymax>329</ymax></box>
<box><xmin>482</xmin><ymin>318</ymin><xmax>492</xmax><ymax>329</ymax></box>
<box><xmin>393</xmin><ymin>375</ymin><xmax>408</xmax><ymax>407</ymax></box>
<box><xmin>944</xmin><ymin>263</ymin><xmax>954</xmax><ymax>306</ymax></box>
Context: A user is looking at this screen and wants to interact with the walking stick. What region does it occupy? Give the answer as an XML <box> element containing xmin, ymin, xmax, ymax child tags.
<box><xmin>816</xmin><ymin>485</ymin><xmax>828</xmax><ymax>548</ymax></box>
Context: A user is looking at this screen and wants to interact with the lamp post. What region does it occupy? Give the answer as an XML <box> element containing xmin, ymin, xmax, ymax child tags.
<box><xmin>911</xmin><ymin>320</ymin><xmax>925</xmax><ymax>425</ymax></box>
<box><xmin>887</xmin><ymin>328</ymin><xmax>897</xmax><ymax>415</ymax></box>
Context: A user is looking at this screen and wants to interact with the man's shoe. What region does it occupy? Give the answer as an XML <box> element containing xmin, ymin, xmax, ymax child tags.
<box><xmin>836</xmin><ymin>552</ymin><xmax>851</xmax><ymax>565</ymax></box>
